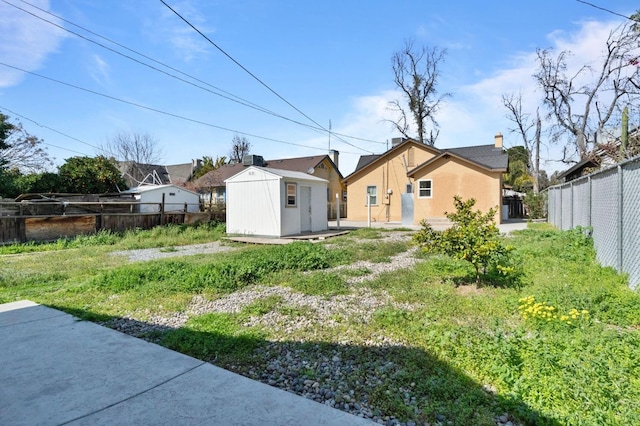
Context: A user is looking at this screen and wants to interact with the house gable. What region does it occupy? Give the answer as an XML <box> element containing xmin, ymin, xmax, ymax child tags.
<box><xmin>343</xmin><ymin>139</ymin><xmax>440</xmax><ymax>184</ymax></box>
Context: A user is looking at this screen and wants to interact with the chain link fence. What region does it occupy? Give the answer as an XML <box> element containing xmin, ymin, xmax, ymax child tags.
<box><xmin>547</xmin><ymin>157</ymin><xmax>640</xmax><ymax>290</ymax></box>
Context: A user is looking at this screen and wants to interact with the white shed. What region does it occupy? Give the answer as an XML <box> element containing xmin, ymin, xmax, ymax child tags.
<box><xmin>225</xmin><ymin>166</ymin><xmax>328</xmax><ymax>237</ymax></box>
<box><xmin>120</xmin><ymin>184</ymin><xmax>200</xmax><ymax>213</ymax></box>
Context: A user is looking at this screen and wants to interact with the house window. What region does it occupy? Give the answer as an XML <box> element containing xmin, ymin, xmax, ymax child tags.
<box><xmin>418</xmin><ymin>180</ymin><xmax>432</xmax><ymax>198</ymax></box>
<box><xmin>406</xmin><ymin>183</ymin><xmax>413</xmax><ymax>194</ymax></box>
<box><xmin>366</xmin><ymin>185</ymin><xmax>377</xmax><ymax>205</ymax></box>
<box><xmin>286</xmin><ymin>183</ymin><xmax>297</xmax><ymax>207</ymax></box>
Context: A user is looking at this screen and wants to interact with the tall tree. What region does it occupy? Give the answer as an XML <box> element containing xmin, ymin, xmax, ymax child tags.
<box><xmin>388</xmin><ymin>39</ymin><xmax>450</xmax><ymax>145</ymax></box>
<box><xmin>99</xmin><ymin>130</ymin><xmax>164</xmax><ymax>186</ymax></box>
<box><xmin>0</xmin><ymin>113</ymin><xmax>53</xmax><ymax>172</ymax></box>
<box><xmin>59</xmin><ymin>156</ymin><xmax>126</xmax><ymax>194</ymax></box>
<box><xmin>534</xmin><ymin>21</ymin><xmax>640</xmax><ymax>162</ymax></box>
<box><xmin>99</xmin><ymin>130</ymin><xmax>163</xmax><ymax>165</ymax></box>
<box><xmin>229</xmin><ymin>135</ymin><xmax>251</xmax><ymax>163</ymax></box>
<box><xmin>502</xmin><ymin>93</ymin><xmax>543</xmax><ymax>193</ymax></box>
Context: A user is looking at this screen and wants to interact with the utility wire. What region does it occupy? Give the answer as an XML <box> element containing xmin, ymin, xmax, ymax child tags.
<box><xmin>159</xmin><ymin>0</ymin><xmax>374</xmax><ymax>153</ymax></box>
<box><xmin>0</xmin><ymin>106</ymin><xmax>100</xmax><ymax>152</ymax></box>
<box><xmin>0</xmin><ymin>107</ymin><xmax>92</xmax><ymax>156</ymax></box>
<box><xmin>575</xmin><ymin>0</ymin><xmax>635</xmax><ymax>21</ymax></box>
<box><xmin>0</xmin><ymin>62</ymin><xmax>366</xmax><ymax>155</ymax></box>
<box><xmin>10</xmin><ymin>0</ymin><xmax>385</xmax><ymax>146</ymax></box>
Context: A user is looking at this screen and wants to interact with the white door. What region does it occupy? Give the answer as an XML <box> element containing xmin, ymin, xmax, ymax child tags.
<box><xmin>300</xmin><ymin>186</ymin><xmax>312</xmax><ymax>232</ymax></box>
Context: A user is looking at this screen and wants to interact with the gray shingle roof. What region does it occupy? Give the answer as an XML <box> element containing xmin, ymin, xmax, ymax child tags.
<box><xmin>447</xmin><ymin>144</ymin><xmax>508</xmax><ymax>170</ymax></box>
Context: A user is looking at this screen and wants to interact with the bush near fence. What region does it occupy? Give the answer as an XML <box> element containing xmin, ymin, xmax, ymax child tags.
<box><xmin>547</xmin><ymin>156</ymin><xmax>640</xmax><ymax>289</ymax></box>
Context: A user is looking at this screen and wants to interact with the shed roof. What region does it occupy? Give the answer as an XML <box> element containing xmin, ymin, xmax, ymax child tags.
<box><xmin>120</xmin><ymin>184</ymin><xmax>199</xmax><ymax>196</ymax></box>
<box><xmin>195</xmin><ymin>155</ymin><xmax>336</xmax><ymax>188</ymax></box>
<box><xmin>225</xmin><ymin>166</ymin><xmax>328</xmax><ymax>183</ymax></box>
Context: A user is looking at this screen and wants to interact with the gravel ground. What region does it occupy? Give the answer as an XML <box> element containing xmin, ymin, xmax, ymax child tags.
<box><xmin>110</xmin><ymin>241</ymin><xmax>235</xmax><ymax>262</ymax></box>
<box><xmin>103</xmin><ymin>232</ymin><xmax>517</xmax><ymax>426</ymax></box>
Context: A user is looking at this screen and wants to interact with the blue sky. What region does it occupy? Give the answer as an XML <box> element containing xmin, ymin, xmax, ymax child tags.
<box><xmin>1</xmin><ymin>0</ymin><xmax>638</xmax><ymax>177</ymax></box>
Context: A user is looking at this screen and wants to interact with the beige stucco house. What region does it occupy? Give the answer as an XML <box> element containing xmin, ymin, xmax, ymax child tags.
<box><xmin>343</xmin><ymin>134</ymin><xmax>509</xmax><ymax>225</ymax></box>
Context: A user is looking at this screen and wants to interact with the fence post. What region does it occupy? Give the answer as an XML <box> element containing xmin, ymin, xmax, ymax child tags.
<box><xmin>587</xmin><ymin>176</ymin><xmax>592</xmax><ymax>228</ymax></box>
<box><xmin>336</xmin><ymin>193</ymin><xmax>340</xmax><ymax>230</ymax></box>
<box><xmin>160</xmin><ymin>193</ymin><xmax>165</xmax><ymax>225</ymax></box>
<box><xmin>617</xmin><ymin>165</ymin><xmax>623</xmax><ymax>272</ymax></box>
<box><xmin>570</xmin><ymin>182</ymin><xmax>574</xmax><ymax>230</ymax></box>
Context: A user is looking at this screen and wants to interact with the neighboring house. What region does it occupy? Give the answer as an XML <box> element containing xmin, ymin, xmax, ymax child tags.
<box><xmin>119</xmin><ymin>184</ymin><xmax>201</xmax><ymax>213</ymax></box>
<box><xmin>193</xmin><ymin>152</ymin><xmax>345</xmax><ymax>219</ymax></box>
<box><xmin>557</xmin><ymin>126</ymin><xmax>640</xmax><ymax>182</ymax></box>
<box><xmin>343</xmin><ymin>134</ymin><xmax>509</xmax><ymax>225</ymax></box>
<box><xmin>225</xmin><ymin>166</ymin><xmax>328</xmax><ymax>237</ymax></box>
<box><xmin>117</xmin><ymin>159</ymin><xmax>202</xmax><ymax>188</ymax></box>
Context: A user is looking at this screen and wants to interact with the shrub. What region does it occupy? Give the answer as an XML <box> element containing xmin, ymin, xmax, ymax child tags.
<box><xmin>414</xmin><ymin>196</ymin><xmax>516</xmax><ymax>285</ymax></box>
<box><xmin>524</xmin><ymin>191</ymin><xmax>546</xmax><ymax>219</ymax></box>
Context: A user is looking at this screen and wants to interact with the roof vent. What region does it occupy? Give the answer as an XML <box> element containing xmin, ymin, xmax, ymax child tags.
<box><xmin>242</xmin><ymin>155</ymin><xmax>265</xmax><ymax>167</ymax></box>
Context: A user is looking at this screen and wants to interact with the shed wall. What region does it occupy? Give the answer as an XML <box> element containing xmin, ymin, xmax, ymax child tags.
<box><xmin>226</xmin><ymin>177</ymin><xmax>282</xmax><ymax>236</ymax></box>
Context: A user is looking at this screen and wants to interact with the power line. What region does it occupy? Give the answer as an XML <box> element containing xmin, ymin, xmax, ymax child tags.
<box><xmin>575</xmin><ymin>0</ymin><xmax>635</xmax><ymax>21</ymax></box>
<box><xmin>9</xmin><ymin>0</ymin><xmax>385</xmax><ymax>147</ymax></box>
<box><xmin>0</xmin><ymin>106</ymin><xmax>92</xmax><ymax>156</ymax></box>
<box><xmin>0</xmin><ymin>62</ymin><xmax>366</xmax><ymax>155</ymax></box>
<box><xmin>8</xmin><ymin>0</ymin><xmax>385</xmax><ymax>144</ymax></box>
<box><xmin>159</xmin><ymin>0</ymin><xmax>375</xmax><ymax>153</ymax></box>
<box><xmin>0</xmin><ymin>105</ymin><xmax>100</xmax><ymax>152</ymax></box>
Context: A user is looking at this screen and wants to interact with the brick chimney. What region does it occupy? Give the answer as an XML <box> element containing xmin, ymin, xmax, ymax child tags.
<box><xmin>329</xmin><ymin>149</ymin><xmax>339</xmax><ymax>169</ymax></box>
<box><xmin>494</xmin><ymin>132</ymin><xmax>503</xmax><ymax>148</ymax></box>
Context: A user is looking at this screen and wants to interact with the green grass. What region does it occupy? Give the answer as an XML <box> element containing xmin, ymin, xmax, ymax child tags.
<box><xmin>1</xmin><ymin>222</ymin><xmax>639</xmax><ymax>425</ymax></box>
<box><xmin>0</xmin><ymin>221</ymin><xmax>227</xmax><ymax>254</ymax></box>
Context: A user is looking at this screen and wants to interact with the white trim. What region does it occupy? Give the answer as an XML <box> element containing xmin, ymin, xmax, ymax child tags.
<box><xmin>366</xmin><ymin>185</ymin><xmax>378</xmax><ymax>205</ymax></box>
<box><xmin>417</xmin><ymin>179</ymin><xmax>433</xmax><ymax>198</ymax></box>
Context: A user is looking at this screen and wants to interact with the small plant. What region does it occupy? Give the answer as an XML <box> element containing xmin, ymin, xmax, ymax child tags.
<box><xmin>414</xmin><ymin>196</ymin><xmax>515</xmax><ymax>285</ymax></box>
<box><xmin>518</xmin><ymin>295</ymin><xmax>590</xmax><ymax>326</ymax></box>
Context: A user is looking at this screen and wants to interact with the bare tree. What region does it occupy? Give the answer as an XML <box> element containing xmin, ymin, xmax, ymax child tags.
<box><xmin>100</xmin><ymin>131</ymin><xmax>164</xmax><ymax>165</ymax></box>
<box><xmin>229</xmin><ymin>134</ymin><xmax>251</xmax><ymax>163</ymax></box>
<box><xmin>534</xmin><ymin>21</ymin><xmax>640</xmax><ymax>162</ymax></box>
<box><xmin>0</xmin><ymin>113</ymin><xmax>53</xmax><ymax>172</ymax></box>
<box><xmin>99</xmin><ymin>131</ymin><xmax>164</xmax><ymax>185</ymax></box>
<box><xmin>502</xmin><ymin>93</ymin><xmax>543</xmax><ymax>193</ymax></box>
<box><xmin>388</xmin><ymin>39</ymin><xmax>450</xmax><ymax>146</ymax></box>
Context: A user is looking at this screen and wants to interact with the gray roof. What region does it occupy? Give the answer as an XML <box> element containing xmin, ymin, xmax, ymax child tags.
<box><xmin>351</xmin><ymin>141</ymin><xmax>508</xmax><ymax>177</ymax></box>
<box><xmin>354</xmin><ymin>155</ymin><xmax>381</xmax><ymax>172</ymax></box>
<box><xmin>447</xmin><ymin>144</ymin><xmax>509</xmax><ymax>170</ymax></box>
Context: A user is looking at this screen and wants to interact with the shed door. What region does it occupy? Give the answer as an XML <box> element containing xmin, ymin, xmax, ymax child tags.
<box><xmin>300</xmin><ymin>186</ymin><xmax>312</xmax><ymax>232</ymax></box>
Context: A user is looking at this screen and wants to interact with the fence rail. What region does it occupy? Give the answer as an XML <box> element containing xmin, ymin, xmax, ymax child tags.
<box><xmin>0</xmin><ymin>200</ymin><xmax>224</xmax><ymax>244</ymax></box>
<box><xmin>547</xmin><ymin>156</ymin><xmax>640</xmax><ymax>289</ymax></box>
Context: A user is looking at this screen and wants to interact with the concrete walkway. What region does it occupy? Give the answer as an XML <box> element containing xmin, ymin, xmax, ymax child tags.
<box><xmin>0</xmin><ymin>301</ymin><xmax>372</xmax><ymax>425</ymax></box>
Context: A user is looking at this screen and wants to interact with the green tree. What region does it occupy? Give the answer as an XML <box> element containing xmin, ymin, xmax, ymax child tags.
<box><xmin>414</xmin><ymin>196</ymin><xmax>514</xmax><ymax>285</ymax></box>
<box><xmin>59</xmin><ymin>156</ymin><xmax>127</xmax><ymax>194</ymax></box>
<box><xmin>14</xmin><ymin>172</ymin><xmax>63</xmax><ymax>195</ymax></box>
<box><xmin>0</xmin><ymin>168</ymin><xmax>21</xmax><ymax>198</ymax></box>
<box><xmin>192</xmin><ymin>155</ymin><xmax>227</xmax><ymax>179</ymax></box>
<box><xmin>503</xmin><ymin>146</ymin><xmax>534</xmax><ymax>192</ymax></box>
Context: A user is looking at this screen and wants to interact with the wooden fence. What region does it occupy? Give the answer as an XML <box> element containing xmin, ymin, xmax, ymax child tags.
<box><xmin>0</xmin><ymin>201</ymin><xmax>225</xmax><ymax>245</ymax></box>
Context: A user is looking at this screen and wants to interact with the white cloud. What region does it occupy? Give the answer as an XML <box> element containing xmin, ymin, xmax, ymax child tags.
<box><xmin>0</xmin><ymin>0</ymin><xmax>66</xmax><ymax>88</ymax></box>
<box><xmin>88</xmin><ymin>54</ymin><xmax>111</xmax><ymax>86</ymax></box>
<box><xmin>334</xmin><ymin>18</ymin><xmax>632</xmax><ymax>175</ymax></box>
<box><xmin>154</xmin><ymin>0</ymin><xmax>213</xmax><ymax>62</ymax></box>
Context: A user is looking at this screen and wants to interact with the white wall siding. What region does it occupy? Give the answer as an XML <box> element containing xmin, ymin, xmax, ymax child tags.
<box><xmin>130</xmin><ymin>186</ymin><xmax>200</xmax><ymax>213</ymax></box>
<box><xmin>226</xmin><ymin>172</ymin><xmax>282</xmax><ymax>236</ymax></box>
